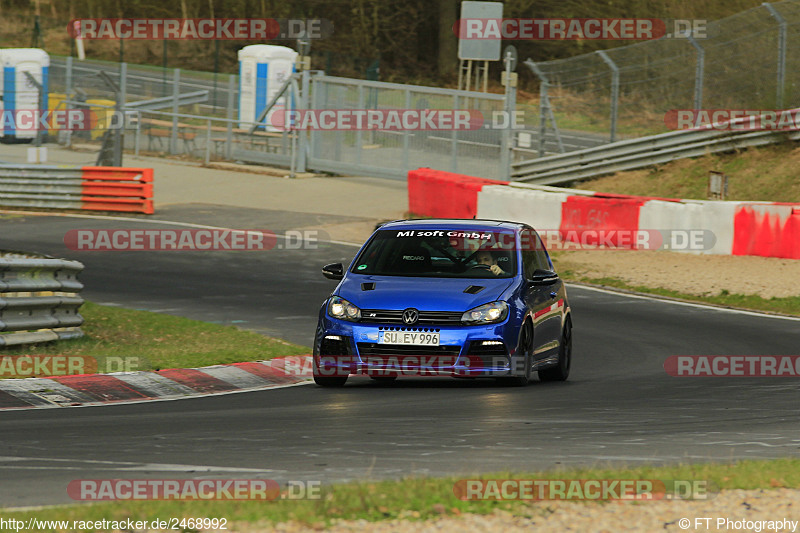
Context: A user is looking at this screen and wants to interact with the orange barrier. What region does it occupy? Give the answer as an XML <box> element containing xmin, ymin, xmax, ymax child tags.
<box><xmin>81</xmin><ymin>167</ymin><xmax>154</xmax><ymax>214</ymax></box>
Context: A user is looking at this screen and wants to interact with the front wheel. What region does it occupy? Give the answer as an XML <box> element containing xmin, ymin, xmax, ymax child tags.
<box><xmin>314</xmin><ymin>376</ymin><xmax>348</xmax><ymax>387</ymax></box>
<box><xmin>539</xmin><ymin>320</ymin><xmax>571</xmax><ymax>382</ymax></box>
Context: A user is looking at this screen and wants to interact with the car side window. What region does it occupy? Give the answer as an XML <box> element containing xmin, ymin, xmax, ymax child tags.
<box><xmin>521</xmin><ymin>230</ymin><xmax>550</xmax><ymax>279</ymax></box>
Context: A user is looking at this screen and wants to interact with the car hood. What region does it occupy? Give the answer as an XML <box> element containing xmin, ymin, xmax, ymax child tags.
<box><xmin>337</xmin><ymin>276</ymin><xmax>515</xmax><ymax>311</ymax></box>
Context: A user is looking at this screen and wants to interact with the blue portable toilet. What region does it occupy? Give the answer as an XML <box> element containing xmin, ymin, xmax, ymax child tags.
<box><xmin>238</xmin><ymin>45</ymin><xmax>297</xmax><ymax>132</ymax></box>
<box><xmin>0</xmin><ymin>48</ymin><xmax>49</xmax><ymax>142</ymax></box>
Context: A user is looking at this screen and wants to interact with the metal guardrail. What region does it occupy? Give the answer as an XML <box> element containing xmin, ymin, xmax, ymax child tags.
<box><xmin>0</xmin><ymin>165</ymin><xmax>85</xmax><ymax>209</ymax></box>
<box><xmin>0</xmin><ymin>164</ymin><xmax>154</xmax><ymax>213</ymax></box>
<box><xmin>0</xmin><ymin>258</ymin><xmax>84</xmax><ymax>347</ymax></box>
<box><xmin>511</xmin><ymin>112</ymin><xmax>800</xmax><ymax>184</ymax></box>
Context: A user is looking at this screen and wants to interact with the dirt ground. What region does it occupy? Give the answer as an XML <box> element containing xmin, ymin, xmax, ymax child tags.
<box><xmin>260</xmin><ymin>488</ymin><xmax>800</xmax><ymax>532</ymax></box>
<box><xmin>550</xmin><ymin>250</ymin><xmax>800</xmax><ymax>299</ymax></box>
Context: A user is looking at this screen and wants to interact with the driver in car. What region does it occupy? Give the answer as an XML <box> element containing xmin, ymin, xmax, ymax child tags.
<box><xmin>475</xmin><ymin>250</ymin><xmax>505</xmax><ymax>276</ymax></box>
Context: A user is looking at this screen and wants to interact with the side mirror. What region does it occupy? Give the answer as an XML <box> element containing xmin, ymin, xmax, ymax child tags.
<box><xmin>528</xmin><ymin>268</ymin><xmax>559</xmax><ymax>286</ymax></box>
<box><xmin>322</xmin><ymin>263</ymin><xmax>344</xmax><ymax>280</ymax></box>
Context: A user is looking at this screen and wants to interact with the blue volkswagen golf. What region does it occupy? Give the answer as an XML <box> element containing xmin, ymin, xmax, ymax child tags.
<box><xmin>313</xmin><ymin>219</ymin><xmax>572</xmax><ymax>387</ymax></box>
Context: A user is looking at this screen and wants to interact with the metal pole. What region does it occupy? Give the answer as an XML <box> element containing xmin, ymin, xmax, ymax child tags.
<box><xmin>764</xmin><ymin>2</ymin><xmax>787</xmax><ymax>108</ymax></box>
<box><xmin>596</xmin><ymin>50</ymin><xmax>619</xmax><ymax>143</ymax></box>
<box><xmin>120</xmin><ymin>63</ymin><xmax>127</xmax><ymax>110</ymax></box>
<box><xmin>134</xmin><ymin>112</ymin><xmax>140</xmax><ymax>157</ymax></box>
<box><xmin>204</xmin><ymin>119</ymin><xmax>211</xmax><ymax>165</ymax></box>
<box><xmin>356</xmin><ymin>82</ymin><xmax>364</xmax><ymax>165</ymax></box>
<box><xmin>686</xmin><ymin>35</ymin><xmax>704</xmax><ymax>111</ymax></box>
<box><xmin>403</xmin><ymin>88</ymin><xmax>411</xmax><ymax>173</ymax></box>
<box><xmin>65</xmin><ymin>56</ymin><xmax>73</xmax><ymax>148</ymax></box>
<box><xmin>226</xmin><ymin>74</ymin><xmax>235</xmax><ymax>159</ymax></box>
<box><xmin>451</xmin><ymin>93</ymin><xmax>459</xmax><ymax>172</ymax></box>
<box><xmin>171</xmin><ymin>68</ymin><xmax>180</xmax><ymax>154</ymax></box>
<box><xmin>527</xmin><ymin>60</ymin><xmax>549</xmax><ymax>157</ymax></box>
<box><xmin>298</xmin><ymin>69</ymin><xmax>310</xmax><ymax>172</ymax></box>
<box><xmin>500</xmin><ymin>50</ymin><xmax>513</xmax><ymax>179</ymax></box>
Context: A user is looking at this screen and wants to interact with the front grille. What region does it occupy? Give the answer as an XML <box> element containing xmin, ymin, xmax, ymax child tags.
<box><xmin>360</xmin><ymin>309</ymin><xmax>463</xmax><ymax>325</ymax></box>
<box><xmin>357</xmin><ymin>343</ymin><xmax>462</xmax><ymax>357</ymax></box>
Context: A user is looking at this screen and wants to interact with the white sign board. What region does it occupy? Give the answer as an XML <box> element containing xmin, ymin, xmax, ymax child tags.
<box><xmin>458</xmin><ymin>1</ymin><xmax>503</xmax><ymax>61</ymax></box>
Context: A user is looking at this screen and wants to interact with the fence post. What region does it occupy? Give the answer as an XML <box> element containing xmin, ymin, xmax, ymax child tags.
<box><xmin>226</xmin><ymin>74</ymin><xmax>235</xmax><ymax>159</ymax></box>
<box><xmin>204</xmin><ymin>119</ymin><xmax>211</xmax><ymax>165</ymax></box>
<box><xmin>451</xmin><ymin>93</ymin><xmax>459</xmax><ymax>173</ymax></box>
<box><xmin>65</xmin><ymin>56</ymin><xmax>73</xmax><ymax>148</ymax></box>
<box><xmin>500</xmin><ymin>49</ymin><xmax>516</xmax><ymax>180</ymax></box>
<box><xmin>297</xmin><ymin>69</ymin><xmax>310</xmax><ymax>172</ymax></box>
<box><xmin>764</xmin><ymin>2</ymin><xmax>787</xmax><ymax>108</ymax></box>
<box><xmin>526</xmin><ymin>60</ymin><xmax>551</xmax><ymax>157</ymax></box>
<box><xmin>596</xmin><ymin>50</ymin><xmax>619</xmax><ymax>143</ymax></box>
<box><xmin>686</xmin><ymin>35</ymin><xmax>704</xmax><ymax>111</ymax></box>
<box><xmin>120</xmin><ymin>62</ymin><xmax>127</xmax><ymax>109</ymax></box>
<box><xmin>170</xmin><ymin>68</ymin><xmax>180</xmax><ymax>154</ymax></box>
<box><xmin>356</xmin><ymin>82</ymin><xmax>364</xmax><ymax>166</ymax></box>
<box><xmin>403</xmin><ymin>88</ymin><xmax>411</xmax><ymax>173</ymax></box>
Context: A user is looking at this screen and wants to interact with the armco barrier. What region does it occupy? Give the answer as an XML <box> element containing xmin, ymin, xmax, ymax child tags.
<box><xmin>0</xmin><ymin>258</ymin><xmax>85</xmax><ymax>346</ymax></box>
<box><xmin>0</xmin><ymin>164</ymin><xmax>153</xmax><ymax>214</ymax></box>
<box><xmin>408</xmin><ymin>168</ymin><xmax>508</xmax><ymax>219</ymax></box>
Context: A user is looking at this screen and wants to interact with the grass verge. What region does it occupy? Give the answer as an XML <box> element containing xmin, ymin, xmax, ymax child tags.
<box><xmin>574</xmin><ymin>140</ymin><xmax>800</xmax><ymax>202</ymax></box>
<box><xmin>1</xmin><ymin>301</ymin><xmax>309</xmax><ymax>375</ymax></box>
<box><xmin>3</xmin><ymin>459</ymin><xmax>799</xmax><ymax>529</ymax></box>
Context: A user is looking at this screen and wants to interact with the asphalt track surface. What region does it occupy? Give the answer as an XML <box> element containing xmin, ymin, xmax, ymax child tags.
<box><xmin>1</xmin><ymin>208</ymin><xmax>800</xmax><ymax>507</ymax></box>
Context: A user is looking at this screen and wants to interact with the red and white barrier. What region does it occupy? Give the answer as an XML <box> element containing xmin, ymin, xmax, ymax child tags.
<box><xmin>733</xmin><ymin>204</ymin><xmax>800</xmax><ymax>259</ymax></box>
<box><xmin>408</xmin><ymin>168</ymin><xmax>507</xmax><ymax>219</ymax></box>
<box><xmin>407</xmin><ymin>168</ymin><xmax>800</xmax><ymax>259</ymax></box>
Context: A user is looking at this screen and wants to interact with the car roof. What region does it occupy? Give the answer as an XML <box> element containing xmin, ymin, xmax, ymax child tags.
<box><xmin>376</xmin><ymin>219</ymin><xmax>527</xmax><ymax>232</ymax></box>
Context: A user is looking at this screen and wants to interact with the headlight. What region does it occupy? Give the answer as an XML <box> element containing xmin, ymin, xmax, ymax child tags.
<box><xmin>328</xmin><ymin>296</ymin><xmax>361</xmax><ymax>322</ymax></box>
<box><xmin>461</xmin><ymin>301</ymin><xmax>509</xmax><ymax>325</ymax></box>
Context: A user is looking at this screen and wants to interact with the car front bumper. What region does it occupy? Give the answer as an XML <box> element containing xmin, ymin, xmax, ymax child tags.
<box><xmin>314</xmin><ymin>315</ymin><xmax>524</xmax><ymax>378</ymax></box>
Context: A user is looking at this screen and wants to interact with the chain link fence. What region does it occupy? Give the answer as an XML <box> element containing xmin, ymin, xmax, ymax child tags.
<box><xmin>525</xmin><ymin>0</ymin><xmax>800</xmax><ymax>150</ymax></box>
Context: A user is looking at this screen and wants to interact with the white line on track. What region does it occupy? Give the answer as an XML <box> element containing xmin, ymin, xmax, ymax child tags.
<box><xmin>570</xmin><ymin>283</ymin><xmax>800</xmax><ymax>321</ymax></box>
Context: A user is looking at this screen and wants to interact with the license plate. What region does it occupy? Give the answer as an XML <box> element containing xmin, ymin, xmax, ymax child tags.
<box><xmin>379</xmin><ymin>331</ymin><xmax>440</xmax><ymax>346</ymax></box>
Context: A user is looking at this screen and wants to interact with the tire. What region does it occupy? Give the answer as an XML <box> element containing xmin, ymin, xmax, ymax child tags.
<box><xmin>499</xmin><ymin>321</ymin><xmax>533</xmax><ymax>387</ymax></box>
<box><xmin>314</xmin><ymin>376</ymin><xmax>348</xmax><ymax>387</ymax></box>
<box><xmin>539</xmin><ymin>319</ymin><xmax>571</xmax><ymax>382</ymax></box>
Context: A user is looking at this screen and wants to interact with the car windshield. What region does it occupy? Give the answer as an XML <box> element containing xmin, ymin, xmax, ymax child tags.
<box><xmin>351</xmin><ymin>229</ymin><xmax>517</xmax><ymax>278</ymax></box>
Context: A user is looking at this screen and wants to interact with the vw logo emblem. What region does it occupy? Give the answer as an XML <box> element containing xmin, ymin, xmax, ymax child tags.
<box><xmin>402</xmin><ymin>308</ymin><xmax>419</xmax><ymax>325</ymax></box>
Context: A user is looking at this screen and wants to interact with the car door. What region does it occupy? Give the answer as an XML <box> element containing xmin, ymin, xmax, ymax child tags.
<box><xmin>521</xmin><ymin>229</ymin><xmax>562</xmax><ymax>362</ymax></box>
